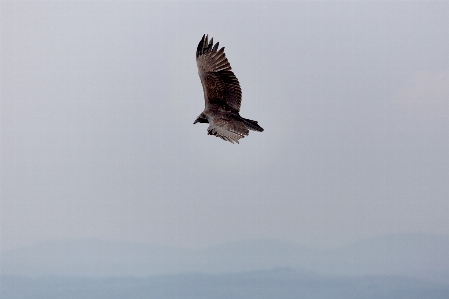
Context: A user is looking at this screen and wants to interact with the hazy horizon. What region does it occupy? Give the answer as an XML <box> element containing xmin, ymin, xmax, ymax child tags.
<box><xmin>2</xmin><ymin>231</ymin><xmax>449</xmax><ymax>252</ymax></box>
<box><xmin>2</xmin><ymin>1</ymin><xmax>449</xmax><ymax>255</ymax></box>
<box><xmin>2</xmin><ymin>233</ymin><xmax>449</xmax><ymax>284</ymax></box>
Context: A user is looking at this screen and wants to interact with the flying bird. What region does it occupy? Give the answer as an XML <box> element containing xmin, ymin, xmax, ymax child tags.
<box><xmin>194</xmin><ymin>34</ymin><xmax>263</xmax><ymax>144</ymax></box>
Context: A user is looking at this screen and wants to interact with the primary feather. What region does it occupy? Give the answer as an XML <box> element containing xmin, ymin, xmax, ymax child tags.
<box><xmin>194</xmin><ymin>34</ymin><xmax>263</xmax><ymax>144</ymax></box>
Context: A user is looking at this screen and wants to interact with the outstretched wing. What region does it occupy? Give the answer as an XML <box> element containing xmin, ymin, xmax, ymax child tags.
<box><xmin>207</xmin><ymin>117</ymin><xmax>249</xmax><ymax>144</ymax></box>
<box><xmin>196</xmin><ymin>35</ymin><xmax>242</xmax><ymax>112</ymax></box>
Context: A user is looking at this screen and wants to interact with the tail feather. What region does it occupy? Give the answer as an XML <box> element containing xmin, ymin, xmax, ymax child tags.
<box><xmin>242</xmin><ymin>118</ymin><xmax>264</xmax><ymax>132</ymax></box>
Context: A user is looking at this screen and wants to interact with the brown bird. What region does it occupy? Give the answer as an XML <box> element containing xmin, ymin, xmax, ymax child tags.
<box><xmin>194</xmin><ymin>34</ymin><xmax>263</xmax><ymax>144</ymax></box>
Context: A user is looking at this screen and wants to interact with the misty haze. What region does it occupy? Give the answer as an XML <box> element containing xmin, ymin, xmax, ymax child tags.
<box><xmin>1</xmin><ymin>1</ymin><xmax>449</xmax><ymax>298</ymax></box>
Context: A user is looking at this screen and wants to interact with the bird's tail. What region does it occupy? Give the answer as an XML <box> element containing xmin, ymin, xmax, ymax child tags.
<box><xmin>242</xmin><ymin>118</ymin><xmax>264</xmax><ymax>132</ymax></box>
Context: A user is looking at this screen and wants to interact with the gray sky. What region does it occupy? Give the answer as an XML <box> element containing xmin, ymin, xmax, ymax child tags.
<box><xmin>1</xmin><ymin>1</ymin><xmax>448</xmax><ymax>252</ymax></box>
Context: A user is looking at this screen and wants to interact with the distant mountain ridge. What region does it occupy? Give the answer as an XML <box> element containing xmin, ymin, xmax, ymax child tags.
<box><xmin>2</xmin><ymin>233</ymin><xmax>449</xmax><ymax>284</ymax></box>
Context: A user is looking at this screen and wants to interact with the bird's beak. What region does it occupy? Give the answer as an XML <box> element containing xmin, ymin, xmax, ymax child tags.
<box><xmin>193</xmin><ymin>119</ymin><xmax>198</xmax><ymax>124</ymax></box>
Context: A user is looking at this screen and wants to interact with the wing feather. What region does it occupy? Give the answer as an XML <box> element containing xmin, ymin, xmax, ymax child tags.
<box><xmin>196</xmin><ymin>35</ymin><xmax>242</xmax><ymax>112</ymax></box>
<box><xmin>207</xmin><ymin>118</ymin><xmax>249</xmax><ymax>144</ymax></box>
<box><xmin>212</xmin><ymin>42</ymin><xmax>219</xmax><ymax>52</ymax></box>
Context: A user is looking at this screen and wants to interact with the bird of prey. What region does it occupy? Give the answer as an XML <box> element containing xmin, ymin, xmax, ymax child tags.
<box><xmin>194</xmin><ymin>34</ymin><xmax>263</xmax><ymax>144</ymax></box>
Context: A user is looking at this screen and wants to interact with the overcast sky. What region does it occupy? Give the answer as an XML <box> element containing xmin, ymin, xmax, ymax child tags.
<box><xmin>1</xmin><ymin>1</ymin><xmax>449</xmax><ymax>252</ymax></box>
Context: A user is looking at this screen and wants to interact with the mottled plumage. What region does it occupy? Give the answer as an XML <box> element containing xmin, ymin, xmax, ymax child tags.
<box><xmin>194</xmin><ymin>34</ymin><xmax>263</xmax><ymax>144</ymax></box>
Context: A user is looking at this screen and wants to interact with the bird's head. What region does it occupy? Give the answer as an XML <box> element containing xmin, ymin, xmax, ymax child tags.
<box><xmin>193</xmin><ymin>113</ymin><xmax>209</xmax><ymax>124</ymax></box>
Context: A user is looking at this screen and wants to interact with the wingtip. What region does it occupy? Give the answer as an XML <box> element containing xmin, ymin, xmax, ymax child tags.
<box><xmin>197</xmin><ymin>34</ymin><xmax>212</xmax><ymax>58</ymax></box>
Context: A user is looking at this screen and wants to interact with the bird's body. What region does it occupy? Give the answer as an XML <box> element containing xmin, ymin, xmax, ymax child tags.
<box><xmin>194</xmin><ymin>35</ymin><xmax>263</xmax><ymax>144</ymax></box>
